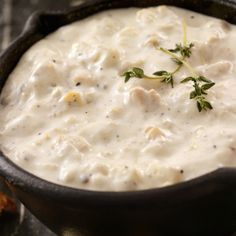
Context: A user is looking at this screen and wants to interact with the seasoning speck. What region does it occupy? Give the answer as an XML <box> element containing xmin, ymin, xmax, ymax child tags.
<box><xmin>80</xmin><ymin>174</ymin><xmax>92</xmax><ymax>184</ymax></box>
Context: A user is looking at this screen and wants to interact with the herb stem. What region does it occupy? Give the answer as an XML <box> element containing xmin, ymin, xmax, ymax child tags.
<box><xmin>143</xmin><ymin>75</ymin><xmax>166</xmax><ymax>80</ymax></box>
<box><xmin>182</xmin><ymin>19</ymin><xmax>187</xmax><ymax>47</ymax></box>
<box><xmin>159</xmin><ymin>47</ymin><xmax>197</xmax><ymax>77</ymax></box>
<box><xmin>172</xmin><ymin>63</ymin><xmax>182</xmax><ymax>75</ymax></box>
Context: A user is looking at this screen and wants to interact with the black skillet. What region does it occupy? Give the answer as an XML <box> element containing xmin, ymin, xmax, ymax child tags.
<box><xmin>1</xmin><ymin>0</ymin><xmax>236</xmax><ymax>235</ymax></box>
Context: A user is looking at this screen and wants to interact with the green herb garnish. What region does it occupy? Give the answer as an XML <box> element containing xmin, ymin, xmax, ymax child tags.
<box><xmin>121</xmin><ymin>20</ymin><xmax>215</xmax><ymax>112</ymax></box>
<box><xmin>181</xmin><ymin>76</ymin><xmax>215</xmax><ymax>112</ymax></box>
<box><xmin>169</xmin><ymin>43</ymin><xmax>194</xmax><ymax>58</ymax></box>
<box><xmin>122</xmin><ymin>68</ymin><xmax>174</xmax><ymax>87</ymax></box>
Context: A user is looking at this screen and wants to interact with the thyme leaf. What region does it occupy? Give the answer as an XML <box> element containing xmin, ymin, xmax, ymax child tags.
<box><xmin>153</xmin><ymin>71</ymin><xmax>174</xmax><ymax>88</ymax></box>
<box><xmin>181</xmin><ymin>76</ymin><xmax>215</xmax><ymax>112</ymax></box>
<box><xmin>122</xmin><ymin>67</ymin><xmax>144</xmax><ymax>83</ymax></box>
<box><xmin>169</xmin><ymin>43</ymin><xmax>194</xmax><ymax>58</ymax></box>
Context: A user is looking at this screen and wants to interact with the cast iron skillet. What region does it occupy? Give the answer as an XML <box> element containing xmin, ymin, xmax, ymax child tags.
<box><xmin>1</xmin><ymin>0</ymin><xmax>236</xmax><ymax>235</ymax></box>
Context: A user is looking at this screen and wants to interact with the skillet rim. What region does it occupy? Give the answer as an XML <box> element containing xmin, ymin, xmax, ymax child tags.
<box><xmin>1</xmin><ymin>0</ymin><xmax>236</xmax><ymax>206</ymax></box>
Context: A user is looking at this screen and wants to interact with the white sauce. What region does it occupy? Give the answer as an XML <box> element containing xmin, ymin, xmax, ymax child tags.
<box><xmin>1</xmin><ymin>6</ymin><xmax>236</xmax><ymax>191</ymax></box>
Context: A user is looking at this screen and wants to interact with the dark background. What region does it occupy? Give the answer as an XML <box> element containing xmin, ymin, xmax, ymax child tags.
<box><xmin>0</xmin><ymin>0</ymin><xmax>84</xmax><ymax>49</ymax></box>
<box><xmin>0</xmin><ymin>1</ymin><xmax>84</xmax><ymax>235</ymax></box>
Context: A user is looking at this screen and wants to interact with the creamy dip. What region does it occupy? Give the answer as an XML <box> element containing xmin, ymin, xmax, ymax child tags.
<box><xmin>1</xmin><ymin>6</ymin><xmax>236</xmax><ymax>191</ymax></box>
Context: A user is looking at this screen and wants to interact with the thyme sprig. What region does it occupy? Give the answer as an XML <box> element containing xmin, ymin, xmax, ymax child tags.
<box><xmin>122</xmin><ymin>44</ymin><xmax>193</xmax><ymax>88</ymax></box>
<box><xmin>122</xmin><ymin>67</ymin><xmax>174</xmax><ymax>87</ymax></box>
<box><xmin>181</xmin><ymin>76</ymin><xmax>215</xmax><ymax>112</ymax></box>
<box><xmin>159</xmin><ymin>39</ymin><xmax>215</xmax><ymax>112</ymax></box>
<box><xmin>121</xmin><ymin>20</ymin><xmax>215</xmax><ymax>112</ymax></box>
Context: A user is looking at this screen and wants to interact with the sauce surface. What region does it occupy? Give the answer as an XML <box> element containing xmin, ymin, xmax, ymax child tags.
<box><xmin>1</xmin><ymin>6</ymin><xmax>236</xmax><ymax>191</ymax></box>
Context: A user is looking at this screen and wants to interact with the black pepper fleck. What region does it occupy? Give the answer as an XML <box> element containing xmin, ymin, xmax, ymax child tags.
<box><xmin>180</xmin><ymin>170</ymin><xmax>184</xmax><ymax>174</ymax></box>
<box><xmin>81</xmin><ymin>174</ymin><xmax>92</xmax><ymax>184</ymax></box>
<box><xmin>76</xmin><ymin>82</ymin><xmax>81</xmax><ymax>86</ymax></box>
<box><xmin>213</xmin><ymin>145</ymin><xmax>217</xmax><ymax>149</ymax></box>
<box><xmin>81</xmin><ymin>177</ymin><xmax>90</xmax><ymax>184</ymax></box>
